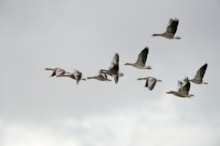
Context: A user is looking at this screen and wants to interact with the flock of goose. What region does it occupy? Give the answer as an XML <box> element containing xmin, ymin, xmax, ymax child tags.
<box><xmin>45</xmin><ymin>18</ymin><xmax>208</xmax><ymax>98</ymax></box>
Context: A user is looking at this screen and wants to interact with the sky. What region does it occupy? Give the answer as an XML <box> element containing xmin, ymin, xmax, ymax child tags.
<box><xmin>0</xmin><ymin>0</ymin><xmax>220</xmax><ymax>146</ymax></box>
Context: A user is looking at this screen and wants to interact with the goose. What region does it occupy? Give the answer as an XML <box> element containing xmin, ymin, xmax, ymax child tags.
<box><xmin>125</xmin><ymin>47</ymin><xmax>152</xmax><ymax>69</ymax></box>
<box><xmin>45</xmin><ymin>67</ymin><xmax>67</xmax><ymax>77</ymax></box>
<box><xmin>166</xmin><ymin>77</ymin><xmax>194</xmax><ymax>97</ymax></box>
<box><xmin>152</xmin><ymin>18</ymin><xmax>181</xmax><ymax>39</ymax></box>
<box><xmin>61</xmin><ymin>69</ymin><xmax>86</xmax><ymax>84</ymax></box>
<box><xmin>100</xmin><ymin>53</ymin><xmax>123</xmax><ymax>84</ymax></box>
<box><xmin>189</xmin><ymin>63</ymin><xmax>208</xmax><ymax>84</ymax></box>
<box><xmin>137</xmin><ymin>77</ymin><xmax>161</xmax><ymax>90</ymax></box>
<box><xmin>87</xmin><ymin>72</ymin><xmax>111</xmax><ymax>81</ymax></box>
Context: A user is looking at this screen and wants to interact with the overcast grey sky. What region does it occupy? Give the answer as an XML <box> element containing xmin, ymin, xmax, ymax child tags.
<box><xmin>0</xmin><ymin>0</ymin><xmax>220</xmax><ymax>146</ymax></box>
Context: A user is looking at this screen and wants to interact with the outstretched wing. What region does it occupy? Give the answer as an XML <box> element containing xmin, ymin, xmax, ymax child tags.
<box><xmin>180</xmin><ymin>77</ymin><xmax>190</xmax><ymax>94</ymax></box>
<box><xmin>181</xmin><ymin>81</ymin><xmax>190</xmax><ymax>95</ymax></box>
<box><xmin>194</xmin><ymin>63</ymin><xmax>208</xmax><ymax>81</ymax></box>
<box><xmin>166</xmin><ymin>18</ymin><xmax>179</xmax><ymax>35</ymax></box>
<box><xmin>109</xmin><ymin>53</ymin><xmax>119</xmax><ymax>73</ymax></box>
<box><xmin>55</xmin><ymin>68</ymin><xmax>65</xmax><ymax>77</ymax></box>
<box><xmin>74</xmin><ymin>69</ymin><xmax>82</xmax><ymax>84</ymax></box>
<box><xmin>136</xmin><ymin>47</ymin><xmax>149</xmax><ymax>66</ymax></box>
<box><xmin>113</xmin><ymin>75</ymin><xmax>119</xmax><ymax>84</ymax></box>
<box><xmin>145</xmin><ymin>77</ymin><xmax>156</xmax><ymax>90</ymax></box>
<box><xmin>51</xmin><ymin>71</ymin><xmax>56</xmax><ymax>77</ymax></box>
<box><xmin>177</xmin><ymin>80</ymin><xmax>183</xmax><ymax>92</ymax></box>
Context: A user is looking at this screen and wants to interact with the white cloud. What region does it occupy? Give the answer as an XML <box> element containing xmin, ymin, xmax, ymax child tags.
<box><xmin>1</xmin><ymin>96</ymin><xmax>219</xmax><ymax>146</ymax></box>
<box><xmin>1</xmin><ymin>122</ymin><xmax>80</xmax><ymax>146</ymax></box>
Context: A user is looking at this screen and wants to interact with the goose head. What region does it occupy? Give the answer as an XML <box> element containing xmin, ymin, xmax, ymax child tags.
<box><xmin>157</xmin><ymin>79</ymin><xmax>162</xmax><ymax>82</ymax></box>
<box><xmin>152</xmin><ymin>33</ymin><xmax>163</xmax><ymax>37</ymax></box>
<box><xmin>124</xmin><ymin>63</ymin><xmax>133</xmax><ymax>66</ymax></box>
<box><xmin>166</xmin><ymin>91</ymin><xmax>176</xmax><ymax>94</ymax></box>
<box><xmin>174</xmin><ymin>36</ymin><xmax>181</xmax><ymax>39</ymax></box>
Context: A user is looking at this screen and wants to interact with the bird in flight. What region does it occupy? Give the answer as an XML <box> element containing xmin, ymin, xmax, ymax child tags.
<box><xmin>137</xmin><ymin>76</ymin><xmax>161</xmax><ymax>90</ymax></box>
<box><xmin>125</xmin><ymin>47</ymin><xmax>152</xmax><ymax>69</ymax></box>
<box><xmin>152</xmin><ymin>18</ymin><xmax>181</xmax><ymax>39</ymax></box>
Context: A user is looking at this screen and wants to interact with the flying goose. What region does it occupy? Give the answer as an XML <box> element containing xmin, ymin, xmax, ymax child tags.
<box><xmin>152</xmin><ymin>18</ymin><xmax>181</xmax><ymax>39</ymax></box>
<box><xmin>137</xmin><ymin>77</ymin><xmax>161</xmax><ymax>90</ymax></box>
<box><xmin>125</xmin><ymin>47</ymin><xmax>152</xmax><ymax>69</ymax></box>
<box><xmin>61</xmin><ymin>69</ymin><xmax>86</xmax><ymax>84</ymax></box>
<box><xmin>87</xmin><ymin>72</ymin><xmax>111</xmax><ymax>81</ymax></box>
<box><xmin>166</xmin><ymin>77</ymin><xmax>194</xmax><ymax>97</ymax></box>
<box><xmin>100</xmin><ymin>53</ymin><xmax>123</xmax><ymax>84</ymax></box>
<box><xmin>189</xmin><ymin>63</ymin><xmax>208</xmax><ymax>84</ymax></box>
<box><xmin>45</xmin><ymin>67</ymin><xmax>67</xmax><ymax>77</ymax></box>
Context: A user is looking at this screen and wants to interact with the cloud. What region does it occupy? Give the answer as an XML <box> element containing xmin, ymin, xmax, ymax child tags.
<box><xmin>1</xmin><ymin>96</ymin><xmax>219</xmax><ymax>146</ymax></box>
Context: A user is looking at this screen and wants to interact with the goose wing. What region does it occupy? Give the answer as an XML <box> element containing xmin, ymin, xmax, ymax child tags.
<box><xmin>135</xmin><ymin>47</ymin><xmax>149</xmax><ymax>66</ymax></box>
<box><xmin>181</xmin><ymin>81</ymin><xmax>190</xmax><ymax>95</ymax></box>
<box><xmin>180</xmin><ymin>77</ymin><xmax>190</xmax><ymax>94</ymax></box>
<box><xmin>103</xmin><ymin>73</ymin><xmax>108</xmax><ymax>80</ymax></box>
<box><xmin>177</xmin><ymin>80</ymin><xmax>183</xmax><ymax>92</ymax></box>
<box><xmin>97</xmin><ymin>73</ymin><xmax>106</xmax><ymax>81</ymax></box>
<box><xmin>113</xmin><ymin>75</ymin><xmax>119</xmax><ymax>84</ymax></box>
<box><xmin>166</xmin><ymin>18</ymin><xmax>179</xmax><ymax>35</ymax></box>
<box><xmin>193</xmin><ymin>63</ymin><xmax>208</xmax><ymax>81</ymax></box>
<box><xmin>51</xmin><ymin>71</ymin><xmax>56</xmax><ymax>77</ymax></box>
<box><xmin>55</xmin><ymin>68</ymin><xmax>66</xmax><ymax>77</ymax></box>
<box><xmin>74</xmin><ymin>69</ymin><xmax>82</xmax><ymax>84</ymax></box>
<box><xmin>145</xmin><ymin>77</ymin><xmax>156</xmax><ymax>90</ymax></box>
<box><xmin>109</xmin><ymin>53</ymin><xmax>119</xmax><ymax>73</ymax></box>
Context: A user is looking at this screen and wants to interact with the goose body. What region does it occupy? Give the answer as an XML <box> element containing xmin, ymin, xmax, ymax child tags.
<box><xmin>167</xmin><ymin>77</ymin><xmax>194</xmax><ymax>97</ymax></box>
<box><xmin>137</xmin><ymin>77</ymin><xmax>161</xmax><ymax>90</ymax></box>
<box><xmin>189</xmin><ymin>63</ymin><xmax>208</xmax><ymax>84</ymax></box>
<box><xmin>45</xmin><ymin>67</ymin><xmax>67</xmax><ymax>77</ymax></box>
<box><xmin>100</xmin><ymin>53</ymin><xmax>123</xmax><ymax>84</ymax></box>
<box><xmin>87</xmin><ymin>73</ymin><xmax>111</xmax><ymax>81</ymax></box>
<box><xmin>61</xmin><ymin>69</ymin><xmax>86</xmax><ymax>84</ymax></box>
<box><xmin>152</xmin><ymin>18</ymin><xmax>181</xmax><ymax>39</ymax></box>
<box><xmin>125</xmin><ymin>47</ymin><xmax>152</xmax><ymax>69</ymax></box>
